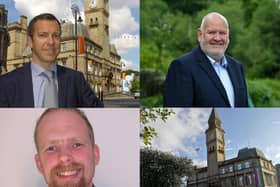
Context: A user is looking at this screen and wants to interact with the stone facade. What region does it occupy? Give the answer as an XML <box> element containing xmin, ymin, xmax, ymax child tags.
<box><xmin>0</xmin><ymin>4</ymin><xmax>9</xmax><ymax>74</ymax></box>
<box><xmin>188</xmin><ymin>109</ymin><xmax>278</xmax><ymax>187</ymax></box>
<box><xmin>5</xmin><ymin>0</ymin><xmax>121</xmax><ymax>94</ymax></box>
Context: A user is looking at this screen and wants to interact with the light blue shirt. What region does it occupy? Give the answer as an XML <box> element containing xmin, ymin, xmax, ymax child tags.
<box><xmin>31</xmin><ymin>62</ymin><xmax>58</xmax><ymax>107</ymax></box>
<box><xmin>207</xmin><ymin>56</ymin><xmax>235</xmax><ymax>107</ymax></box>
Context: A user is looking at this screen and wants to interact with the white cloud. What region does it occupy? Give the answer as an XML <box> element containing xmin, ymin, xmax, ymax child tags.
<box><xmin>13</xmin><ymin>0</ymin><xmax>139</xmax><ymax>37</ymax></box>
<box><xmin>110</xmin><ymin>6</ymin><xmax>139</xmax><ymax>38</ymax></box>
<box><xmin>264</xmin><ymin>144</ymin><xmax>280</xmax><ymax>164</ymax></box>
<box><xmin>193</xmin><ymin>159</ymin><xmax>207</xmax><ymax>168</ymax></box>
<box><xmin>150</xmin><ymin>108</ymin><xmax>211</xmax><ymax>159</ymax></box>
<box><xmin>14</xmin><ymin>0</ymin><xmax>74</xmax><ymax>22</ymax></box>
<box><xmin>121</xmin><ymin>59</ymin><xmax>133</xmax><ymax>70</ymax></box>
<box><xmin>111</xmin><ymin>34</ymin><xmax>139</xmax><ymax>55</ymax></box>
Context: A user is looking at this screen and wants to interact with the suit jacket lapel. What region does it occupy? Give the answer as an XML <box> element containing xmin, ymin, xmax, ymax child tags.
<box><xmin>195</xmin><ymin>48</ymin><xmax>230</xmax><ymax>106</ymax></box>
<box><xmin>23</xmin><ymin>63</ymin><xmax>35</xmax><ymax>107</ymax></box>
<box><xmin>57</xmin><ymin>66</ymin><xmax>66</xmax><ymax>107</ymax></box>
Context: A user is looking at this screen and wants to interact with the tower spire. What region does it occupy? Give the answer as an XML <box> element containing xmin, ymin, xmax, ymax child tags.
<box><xmin>206</xmin><ymin>108</ymin><xmax>225</xmax><ymax>178</ymax></box>
<box><xmin>208</xmin><ymin>108</ymin><xmax>221</xmax><ymax>129</ymax></box>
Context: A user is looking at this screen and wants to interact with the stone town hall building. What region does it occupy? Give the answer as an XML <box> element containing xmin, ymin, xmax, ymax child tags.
<box><xmin>188</xmin><ymin>109</ymin><xmax>278</xmax><ymax>187</ymax></box>
<box><xmin>2</xmin><ymin>0</ymin><xmax>122</xmax><ymax>94</ymax></box>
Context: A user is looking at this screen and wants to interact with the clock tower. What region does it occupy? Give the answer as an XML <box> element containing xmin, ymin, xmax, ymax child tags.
<box><xmin>205</xmin><ymin>108</ymin><xmax>225</xmax><ymax>178</ymax></box>
<box><xmin>84</xmin><ymin>0</ymin><xmax>110</xmax><ymax>58</ymax></box>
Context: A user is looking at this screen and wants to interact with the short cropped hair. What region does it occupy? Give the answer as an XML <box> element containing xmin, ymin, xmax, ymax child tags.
<box><xmin>34</xmin><ymin>108</ymin><xmax>95</xmax><ymax>152</ymax></box>
<box><xmin>200</xmin><ymin>12</ymin><xmax>229</xmax><ymax>31</ymax></box>
<box><xmin>27</xmin><ymin>13</ymin><xmax>61</xmax><ymax>37</ymax></box>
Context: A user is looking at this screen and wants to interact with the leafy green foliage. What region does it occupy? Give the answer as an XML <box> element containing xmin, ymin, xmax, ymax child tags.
<box><xmin>140</xmin><ymin>70</ymin><xmax>165</xmax><ymax>100</ymax></box>
<box><xmin>124</xmin><ymin>69</ymin><xmax>139</xmax><ymax>76</ymax></box>
<box><xmin>130</xmin><ymin>76</ymin><xmax>140</xmax><ymax>93</ymax></box>
<box><xmin>141</xmin><ymin>95</ymin><xmax>163</xmax><ymax>107</ymax></box>
<box><xmin>140</xmin><ymin>108</ymin><xmax>175</xmax><ymax>145</ymax></box>
<box><xmin>141</xmin><ymin>148</ymin><xmax>194</xmax><ymax>187</ymax></box>
<box><xmin>248</xmin><ymin>79</ymin><xmax>280</xmax><ymax>107</ymax></box>
<box><xmin>123</xmin><ymin>69</ymin><xmax>140</xmax><ymax>93</ymax></box>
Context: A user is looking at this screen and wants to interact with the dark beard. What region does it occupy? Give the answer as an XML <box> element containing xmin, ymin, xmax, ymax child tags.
<box><xmin>49</xmin><ymin>162</ymin><xmax>87</xmax><ymax>187</ymax></box>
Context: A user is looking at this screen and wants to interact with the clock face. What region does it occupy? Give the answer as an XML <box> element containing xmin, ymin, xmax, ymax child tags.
<box><xmin>208</xmin><ymin>133</ymin><xmax>215</xmax><ymax>140</ymax></box>
<box><xmin>89</xmin><ymin>0</ymin><xmax>97</xmax><ymax>8</ymax></box>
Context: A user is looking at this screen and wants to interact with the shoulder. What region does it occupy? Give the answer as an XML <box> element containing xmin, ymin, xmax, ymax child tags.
<box><xmin>225</xmin><ymin>55</ymin><xmax>243</xmax><ymax>67</ymax></box>
<box><xmin>0</xmin><ymin>63</ymin><xmax>30</xmax><ymax>82</ymax></box>
<box><xmin>173</xmin><ymin>47</ymin><xmax>203</xmax><ymax>65</ymax></box>
<box><xmin>57</xmin><ymin>65</ymin><xmax>83</xmax><ymax>76</ymax></box>
<box><xmin>169</xmin><ymin>47</ymin><xmax>202</xmax><ymax>71</ymax></box>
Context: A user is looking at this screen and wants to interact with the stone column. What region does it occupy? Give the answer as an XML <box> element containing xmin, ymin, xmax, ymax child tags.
<box><xmin>0</xmin><ymin>4</ymin><xmax>9</xmax><ymax>74</ymax></box>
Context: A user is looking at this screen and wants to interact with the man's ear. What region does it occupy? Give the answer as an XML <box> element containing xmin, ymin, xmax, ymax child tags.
<box><xmin>34</xmin><ymin>154</ymin><xmax>43</xmax><ymax>174</ymax></box>
<box><xmin>27</xmin><ymin>35</ymin><xmax>33</xmax><ymax>49</ymax></box>
<box><xmin>197</xmin><ymin>28</ymin><xmax>202</xmax><ymax>42</ymax></box>
<box><xmin>93</xmin><ymin>144</ymin><xmax>100</xmax><ymax>165</ymax></box>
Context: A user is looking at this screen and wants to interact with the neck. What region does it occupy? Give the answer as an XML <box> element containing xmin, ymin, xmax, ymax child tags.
<box><xmin>32</xmin><ymin>59</ymin><xmax>56</xmax><ymax>70</ymax></box>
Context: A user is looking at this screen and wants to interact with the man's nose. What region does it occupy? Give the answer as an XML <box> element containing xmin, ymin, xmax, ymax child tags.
<box><xmin>46</xmin><ymin>35</ymin><xmax>55</xmax><ymax>45</ymax></box>
<box><xmin>58</xmin><ymin>147</ymin><xmax>73</xmax><ymax>163</ymax></box>
<box><xmin>213</xmin><ymin>33</ymin><xmax>222</xmax><ymax>40</ymax></box>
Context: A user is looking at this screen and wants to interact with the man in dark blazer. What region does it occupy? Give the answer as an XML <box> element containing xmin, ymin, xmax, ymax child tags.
<box><xmin>0</xmin><ymin>62</ymin><xmax>103</xmax><ymax>107</ymax></box>
<box><xmin>0</xmin><ymin>13</ymin><xmax>103</xmax><ymax>107</ymax></box>
<box><xmin>164</xmin><ymin>12</ymin><xmax>248</xmax><ymax>107</ymax></box>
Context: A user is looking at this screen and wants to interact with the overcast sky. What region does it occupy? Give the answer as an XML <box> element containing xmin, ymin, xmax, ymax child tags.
<box><xmin>2</xmin><ymin>0</ymin><xmax>139</xmax><ymax>70</ymax></box>
<box><xmin>146</xmin><ymin>108</ymin><xmax>280</xmax><ymax>168</ymax></box>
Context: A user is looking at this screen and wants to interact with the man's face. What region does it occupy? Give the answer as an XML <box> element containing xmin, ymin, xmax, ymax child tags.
<box><xmin>35</xmin><ymin>110</ymin><xmax>99</xmax><ymax>187</ymax></box>
<box><xmin>28</xmin><ymin>20</ymin><xmax>61</xmax><ymax>68</ymax></box>
<box><xmin>198</xmin><ymin>15</ymin><xmax>229</xmax><ymax>62</ymax></box>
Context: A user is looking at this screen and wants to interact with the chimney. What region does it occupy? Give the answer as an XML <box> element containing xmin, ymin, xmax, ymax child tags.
<box><xmin>20</xmin><ymin>15</ymin><xmax>27</xmax><ymax>31</ymax></box>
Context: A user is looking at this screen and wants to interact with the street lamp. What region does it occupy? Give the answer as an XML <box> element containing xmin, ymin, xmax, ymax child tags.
<box><xmin>71</xmin><ymin>3</ymin><xmax>82</xmax><ymax>71</ymax></box>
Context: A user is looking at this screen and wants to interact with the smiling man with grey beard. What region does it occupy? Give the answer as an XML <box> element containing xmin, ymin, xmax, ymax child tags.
<box><xmin>164</xmin><ymin>12</ymin><xmax>248</xmax><ymax>107</ymax></box>
<box><xmin>34</xmin><ymin>108</ymin><xmax>99</xmax><ymax>187</ymax></box>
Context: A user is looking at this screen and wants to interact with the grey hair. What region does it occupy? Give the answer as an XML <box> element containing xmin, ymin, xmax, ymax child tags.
<box><xmin>200</xmin><ymin>12</ymin><xmax>229</xmax><ymax>31</ymax></box>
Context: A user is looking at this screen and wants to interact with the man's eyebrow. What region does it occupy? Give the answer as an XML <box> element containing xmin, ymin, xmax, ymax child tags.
<box><xmin>41</xmin><ymin>139</ymin><xmax>60</xmax><ymax>148</ymax></box>
<box><xmin>42</xmin><ymin>137</ymin><xmax>85</xmax><ymax>146</ymax></box>
<box><xmin>37</xmin><ymin>31</ymin><xmax>60</xmax><ymax>34</ymax></box>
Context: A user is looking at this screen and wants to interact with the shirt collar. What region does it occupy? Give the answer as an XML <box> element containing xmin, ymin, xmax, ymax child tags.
<box><xmin>206</xmin><ymin>55</ymin><xmax>228</xmax><ymax>69</ymax></box>
<box><xmin>31</xmin><ymin>61</ymin><xmax>57</xmax><ymax>76</ymax></box>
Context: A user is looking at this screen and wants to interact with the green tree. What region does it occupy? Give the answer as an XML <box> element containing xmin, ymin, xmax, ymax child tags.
<box><xmin>130</xmin><ymin>75</ymin><xmax>140</xmax><ymax>93</ymax></box>
<box><xmin>241</xmin><ymin>0</ymin><xmax>258</xmax><ymax>27</ymax></box>
<box><xmin>231</xmin><ymin>0</ymin><xmax>280</xmax><ymax>78</ymax></box>
<box><xmin>123</xmin><ymin>69</ymin><xmax>140</xmax><ymax>93</ymax></box>
<box><xmin>141</xmin><ymin>148</ymin><xmax>194</xmax><ymax>187</ymax></box>
<box><xmin>140</xmin><ymin>108</ymin><xmax>175</xmax><ymax>145</ymax></box>
<box><xmin>163</xmin><ymin>0</ymin><xmax>209</xmax><ymax>15</ymax></box>
<box><xmin>141</xmin><ymin>0</ymin><xmax>196</xmax><ymax>106</ymax></box>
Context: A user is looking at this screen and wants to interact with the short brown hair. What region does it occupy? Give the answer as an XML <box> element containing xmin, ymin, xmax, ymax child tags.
<box><xmin>27</xmin><ymin>13</ymin><xmax>61</xmax><ymax>37</ymax></box>
<box><xmin>34</xmin><ymin>108</ymin><xmax>95</xmax><ymax>151</ymax></box>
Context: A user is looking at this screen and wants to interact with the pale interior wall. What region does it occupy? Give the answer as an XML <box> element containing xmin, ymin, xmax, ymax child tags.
<box><xmin>0</xmin><ymin>108</ymin><xmax>139</xmax><ymax>187</ymax></box>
